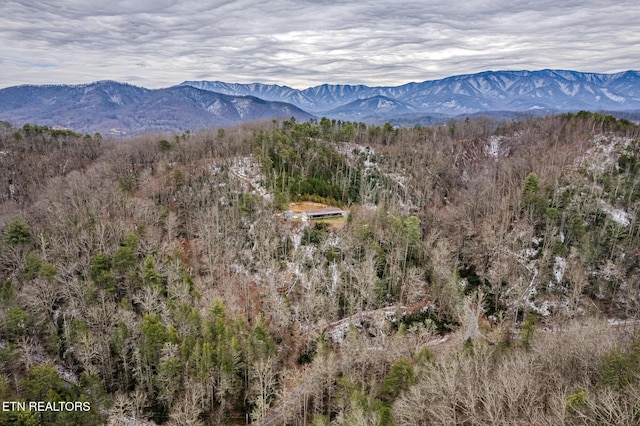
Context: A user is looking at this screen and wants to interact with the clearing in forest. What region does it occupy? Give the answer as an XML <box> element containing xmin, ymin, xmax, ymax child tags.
<box><xmin>286</xmin><ymin>201</ymin><xmax>348</xmax><ymax>228</ymax></box>
<box><xmin>288</xmin><ymin>201</ymin><xmax>331</xmax><ymax>213</ymax></box>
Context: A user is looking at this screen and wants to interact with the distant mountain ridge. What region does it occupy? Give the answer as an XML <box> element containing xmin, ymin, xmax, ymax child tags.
<box><xmin>325</xmin><ymin>95</ymin><xmax>419</xmax><ymax>120</ymax></box>
<box><xmin>0</xmin><ymin>81</ymin><xmax>313</xmax><ymax>135</ymax></box>
<box><xmin>182</xmin><ymin>70</ymin><xmax>640</xmax><ymax>118</ymax></box>
<box><xmin>1</xmin><ymin>70</ymin><xmax>639</xmax><ymax>135</ymax></box>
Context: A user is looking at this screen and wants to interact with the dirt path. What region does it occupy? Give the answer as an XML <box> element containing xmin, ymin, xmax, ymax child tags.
<box><xmin>288</xmin><ymin>201</ymin><xmax>331</xmax><ymax>213</ymax></box>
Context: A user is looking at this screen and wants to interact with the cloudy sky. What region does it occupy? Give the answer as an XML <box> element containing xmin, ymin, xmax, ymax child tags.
<box><xmin>2</xmin><ymin>0</ymin><xmax>639</xmax><ymax>89</ymax></box>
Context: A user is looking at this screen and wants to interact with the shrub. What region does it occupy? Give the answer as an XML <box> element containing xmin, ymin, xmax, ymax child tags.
<box><xmin>4</xmin><ymin>217</ymin><xmax>31</xmax><ymax>247</ymax></box>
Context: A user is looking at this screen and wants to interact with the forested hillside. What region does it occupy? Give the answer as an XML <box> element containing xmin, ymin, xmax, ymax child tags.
<box><xmin>1</xmin><ymin>114</ymin><xmax>640</xmax><ymax>425</ymax></box>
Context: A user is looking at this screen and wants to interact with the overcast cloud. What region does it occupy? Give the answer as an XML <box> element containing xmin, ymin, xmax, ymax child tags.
<box><xmin>1</xmin><ymin>0</ymin><xmax>639</xmax><ymax>88</ymax></box>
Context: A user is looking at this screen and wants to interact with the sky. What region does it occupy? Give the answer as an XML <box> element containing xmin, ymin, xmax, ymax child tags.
<box><xmin>1</xmin><ymin>0</ymin><xmax>639</xmax><ymax>89</ymax></box>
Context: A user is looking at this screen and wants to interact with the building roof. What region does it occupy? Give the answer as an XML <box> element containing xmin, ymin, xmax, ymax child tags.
<box><xmin>304</xmin><ymin>208</ymin><xmax>347</xmax><ymax>218</ymax></box>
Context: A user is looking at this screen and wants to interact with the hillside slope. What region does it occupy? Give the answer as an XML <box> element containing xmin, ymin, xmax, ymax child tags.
<box><xmin>1</xmin><ymin>114</ymin><xmax>640</xmax><ymax>424</ymax></box>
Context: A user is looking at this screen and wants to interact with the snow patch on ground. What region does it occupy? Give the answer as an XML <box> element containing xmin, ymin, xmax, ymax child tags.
<box><xmin>599</xmin><ymin>260</ymin><xmax>620</xmax><ymax>282</ymax></box>
<box><xmin>553</xmin><ymin>256</ymin><xmax>566</xmax><ymax>284</ymax></box>
<box><xmin>600</xmin><ymin>88</ymin><xmax>626</xmax><ymax>103</ymax></box>
<box><xmin>229</xmin><ymin>156</ymin><xmax>272</xmax><ymax>200</ymax></box>
<box><xmin>529</xmin><ymin>299</ymin><xmax>552</xmax><ymax>316</ymax></box>
<box><xmin>327</xmin><ymin>306</ymin><xmax>406</xmax><ymax>344</ymax></box>
<box><xmin>207</xmin><ymin>100</ymin><xmax>224</xmax><ymax>114</ymax></box>
<box><xmin>335</xmin><ymin>142</ymin><xmax>399</xmax><ymax>206</ymax></box>
<box><xmin>579</xmin><ymin>134</ymin><xmax>634</xmax><ymax>173</ymax></box>
<box><xmin>558</xmin><ymin>82</ymin><xmax>579</xmax><ymax>97</ymax></box>
<box><xmin>484</xmin><ymin>135</ymin><xmax>508</xmax><ymax>159</ymax></box>
<box><xmin>292</xmin><ymin>233</ymin><xmax>302</xmax><ymax>250</ymax></box>
<box><xmin>608</xmin><ymin>318</ymin><xmax>640</xmax><ymax>327</ymax></box>
<box><xmin>56</xmin><ymin>364</ymin><xmax>79</xmax><ymax>385</ymax></box>
<box><xmin>377</xmin><ymin>99</ymin><xmax>396</xmax><ymax>110</ymax></box>
<box><xmin>232</xmin><ymin>99</ymin><xmax>251</xmax><ymax>118</ymax></box>
<box><xmin>520</xmin><ymin>248</ymin><xmax>539</xmax><ymax>260</ymax></box>
<box><xmin>387</xmin><ymin>172</ymin><xmax>407</xmax><ymax>188</ymax></box>
<box><xmin>334</xmin><ymin>143</ymin><xmax>375</xmax><ymax>165</ymax></box>
<box><xmin>330</xmin><ymin>263</ymin><xmax>339</xmax><ymax>296</ymax></box>
<box><xmin>599</xmin><ymin>200</ymin><xmax>631</xmax><ymax>226</ymax></box>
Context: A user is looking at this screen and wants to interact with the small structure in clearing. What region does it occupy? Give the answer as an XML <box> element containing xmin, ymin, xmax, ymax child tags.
<box><xmin>302</xmin><ymin>207</ymin><xmax>347</xmax><ymax>221</ymax></box>
<box><xmin>285</xmin><ymin>201</ymin><xmax>347</xmax><ymax>222</ymax></box>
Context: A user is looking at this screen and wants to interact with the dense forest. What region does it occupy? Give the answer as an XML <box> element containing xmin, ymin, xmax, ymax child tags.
<box><xmin>1</xmin><ymin>113</ymin><xmax>640</xmax><ymax>425</ymax></box>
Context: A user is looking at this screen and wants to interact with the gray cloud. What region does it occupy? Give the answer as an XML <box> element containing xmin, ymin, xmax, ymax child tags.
<box><xmin>1</xmin><ymin>0</ymin><xmax>639</xmax><ymax>88</ymax></box>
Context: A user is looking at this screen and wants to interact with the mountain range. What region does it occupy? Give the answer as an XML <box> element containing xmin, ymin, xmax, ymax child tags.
<box><xmin>1</xmin><ymin>69</ymin><xmax>639</xmax><ymax>135</ymax></box>
<box><xmin>0</xmin><ymin>82</ymin><xmax>313</xmax><ymax>136</ymax></box>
